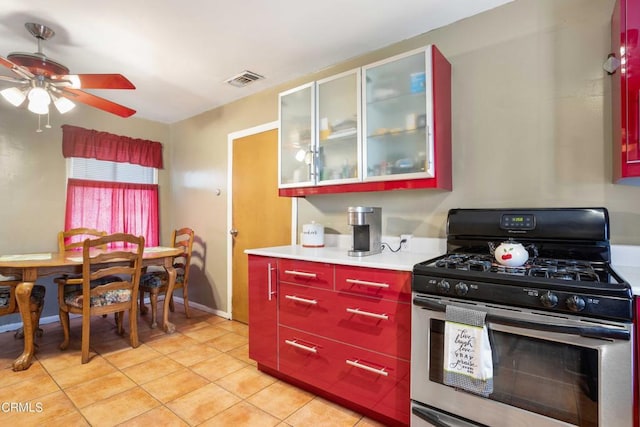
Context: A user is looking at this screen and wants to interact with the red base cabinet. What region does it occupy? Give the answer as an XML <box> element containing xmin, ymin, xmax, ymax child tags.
<box><xmin>247</xmin><ymin>255</ymin><xmax>278</xmax><ymax>370</ymax></box>
<box><xmin>635</xmin><ymin>297</ymin><xmax>639</xmax><ymax>427</ymax></box>
<box><xmin>248</xmin><ymin>257</ymin><xmax>411</xmax><ymax>426</ymax></box>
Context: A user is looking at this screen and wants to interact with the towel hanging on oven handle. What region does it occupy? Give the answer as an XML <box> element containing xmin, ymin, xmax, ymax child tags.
<box><xmin>413</xmin><ymin>295</ymin><xmax>630</xmax><ymax>341</ymax></box>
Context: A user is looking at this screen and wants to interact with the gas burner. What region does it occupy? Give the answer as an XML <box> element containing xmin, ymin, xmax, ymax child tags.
<box><xmin>434</xmin><ymin>254</ymin><xmax>492</xmax><ymax>271</ymax></box>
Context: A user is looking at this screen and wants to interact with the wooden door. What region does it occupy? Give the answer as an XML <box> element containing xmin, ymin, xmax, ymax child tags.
<box><xmin>232</xmin><ymin>128</ymin><xmax>291</xmax><ymax>323</ymax></box>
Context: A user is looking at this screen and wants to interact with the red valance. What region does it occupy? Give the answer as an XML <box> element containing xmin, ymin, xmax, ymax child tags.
<box><xmin>62</xmin><ymin>125</ymin><xmax>164</xmax><ymax>169</ymax></box>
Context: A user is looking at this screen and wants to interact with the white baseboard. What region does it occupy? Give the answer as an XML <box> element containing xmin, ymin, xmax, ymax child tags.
<box><xmin>170</xmin><ymin>296</ymin><xmax>231</xmax><ymax>320</ymax></box>
<box><xmin>0</xmin><ymin>314</ymin><xmax>61</xmax><ymax>334</ymax></box>
<box><xmin>0</xmin><ymin>297</ymin><xmax>230</xmax><ymax>334</ymax></box>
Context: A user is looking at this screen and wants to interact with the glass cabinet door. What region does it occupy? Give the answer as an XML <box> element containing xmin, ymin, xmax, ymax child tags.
<box><xmin>363</xmin><ymin>49</ymin><xmax>433</xmax><ymax>181</ymax></box>
<box><xmin>316</xmin><ymin>69</ymin><xmax>361</xmax><ymax>185</ymax></box>
<box><xmin>279</xmin><ymin>83</ymin><xmax>315</xmax><ymax>187</ymax></box>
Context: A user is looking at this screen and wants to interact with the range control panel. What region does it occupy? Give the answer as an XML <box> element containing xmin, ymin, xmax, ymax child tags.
<box><xmin>412</xmin><ymin>275</ymin><xmax>633</xmax><ymax>322</ymax></box>
<box><xmin>500</xmin><ymin>213</ymin><xmax>536</xmax><ymax>230</ymax></box>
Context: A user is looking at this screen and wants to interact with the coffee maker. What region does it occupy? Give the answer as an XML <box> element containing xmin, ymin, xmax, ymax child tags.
<box><xmin>348</xmin><ymin>206</ymin><xmax>382</xmax><ymax>257</ymax></box>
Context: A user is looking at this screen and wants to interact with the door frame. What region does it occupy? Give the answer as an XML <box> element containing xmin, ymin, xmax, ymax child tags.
<box><xmin>227</xmin><ymin>121</ymin><xmax>298</xmax><ymax>320</ymax></box>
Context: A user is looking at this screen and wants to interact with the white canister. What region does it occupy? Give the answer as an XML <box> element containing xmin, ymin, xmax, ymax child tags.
<box><xmin>301</xmin><ymin>221</ymin><xmax>324</xmax><ymax>247</ymax></box>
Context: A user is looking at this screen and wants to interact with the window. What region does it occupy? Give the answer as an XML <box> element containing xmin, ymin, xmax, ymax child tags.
<box><xmin>68</xmin><ymin>157</ymin><xmax>157</xmax><ymax>184</ymax></box>
<box><xmin>61</xmin><ymin>125</ymin><xmax>163</xmax><ymax>247</ymax></box>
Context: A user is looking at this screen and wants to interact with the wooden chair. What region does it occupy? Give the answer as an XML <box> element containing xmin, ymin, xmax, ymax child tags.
<box><xmin>56</xmin><ymin>228</ymin><xmax>118</xmax><ymax>319</ymax></box>
<box><xmin>58</xmin><ymin>228</ymin><xmax>108</xmax><ymax>252</ymax></box>
<box><xmin>139</xmin><ymin>227</ymin><xmax>194</xmax><ymax>328</ymax></box>
<box><xmin>57</xmin><ymin>233</ymin><xmax>145</xmax><ymax>364</ymax></box>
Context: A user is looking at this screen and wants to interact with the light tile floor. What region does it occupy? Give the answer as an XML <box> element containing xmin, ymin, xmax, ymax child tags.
<box><xmin>0</xmin><ymin>304</ymin><xmax>387</xmax><ymax>426</ymax></box>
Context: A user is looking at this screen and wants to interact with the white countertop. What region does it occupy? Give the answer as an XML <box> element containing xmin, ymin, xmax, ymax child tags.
<box><xmin>246</xmin><ymin>240</ymin><xmax>640</xmax><ymax>295</ymax></box>
<box><xmin>244</xmin><ymin>245</ymin><xmax>441</xmax><ymax>272</ymax></box>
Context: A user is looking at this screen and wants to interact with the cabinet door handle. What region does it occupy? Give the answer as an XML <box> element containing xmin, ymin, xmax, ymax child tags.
<box><xmin>346</xmin><ymin>359</ymin><xmax>389</xmax><ymax>376</ymax></box>
<box><xmin>285</xmin><ymin>295</ymin><xmax>318</xmax><ymax>305</ymax></box>
<box><xmin>285</xmin><ymin>339</ymin><xmax>318</xmax><ymax>353</ymax></box>
<box><xmin>284</xmin><ymin>270</ymin><xmax>318</xmax><ymax>278</ymax></box>
<box><xmin>345</xmin><ymin>278</ymin><xmax>389</xmax><ymax>289</ymax></box>
<box><xmin>346</xmin><ymin>307</ymin><xmax>388</xmax><ymax>320</ymax></box>
<box><xmin>267</xmin><ymin>263</ymin><xmax>276</xmax><ymax>301</ymax></box>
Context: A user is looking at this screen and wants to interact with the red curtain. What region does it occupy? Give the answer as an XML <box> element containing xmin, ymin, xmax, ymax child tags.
<box><xmin>62</xmin><ymin>125</ymin><xmax>164</xmax><ymax>169</ymax></box>
<box><xmin>65</xmin><ymin>179</ymin><xmax>159</xmax><ymax>247</ymax></box>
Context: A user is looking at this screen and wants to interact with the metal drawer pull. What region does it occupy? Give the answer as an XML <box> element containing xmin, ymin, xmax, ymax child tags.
<box><xmin>284</xmin><ymin>270</ymin><xmax>318</xmax><ymax>278</ymax></box>
<box><xmin>285</xmin><ymin>339</ymin><xmax>318</xmax><ymax>353</ymax></box>
<box><xmin>346</xmin><ymin>307</ymin><xmax>388</xmax><ymax>320</ymax></box>
<box><xmin>345</xmin><ymin>278</ymin><xmax>389</xmax><ymax>288</ymax></box>
<box><xmin>267</xmin><ymin>263</ymin><xmax>276</xmax><ymax>301</ymax></box>
<box><xmin>346</xmin><ymin>359</ymin><xmax>389</xmax><ymax>376</ymax></box>
<box><xmin>285</xmin><ymin>295</ymin><xmax>318</xmax><ymax>305</ymax></box>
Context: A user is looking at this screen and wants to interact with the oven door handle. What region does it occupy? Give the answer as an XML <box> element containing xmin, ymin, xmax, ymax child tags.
<box><xmin>413</xmin><ymin>296</ymin><xmax>630</xmax><ymax>341</ymax></box>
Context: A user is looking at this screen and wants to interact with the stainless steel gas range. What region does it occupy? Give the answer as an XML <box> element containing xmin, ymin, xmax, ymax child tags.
<box><xmin>410</xmin><ymin>208</ymin><xmax>634</xmax><ymax>427</ymax></box>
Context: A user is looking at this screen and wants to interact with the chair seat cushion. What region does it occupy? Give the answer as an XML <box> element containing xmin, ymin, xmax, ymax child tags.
<box><xmin>64</xmin><ymin>288</ymin><xmax>131</xmax><ymax>308</ymax></box>
<box><xmin>0</xmin><ymin>284</ymin><xmax>46</xmax><ymax>309</ymax></box>
<box><xmin>140</xmin><ymin>271</ymin><xmax>185</xmax><ymax>289</ymax></box>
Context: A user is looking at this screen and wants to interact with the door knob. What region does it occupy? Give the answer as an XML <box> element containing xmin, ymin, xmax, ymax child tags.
<box><xmin>229</xmin><ymin>228</ymin><xmax>238</xmax><ymax>237</ymax></box>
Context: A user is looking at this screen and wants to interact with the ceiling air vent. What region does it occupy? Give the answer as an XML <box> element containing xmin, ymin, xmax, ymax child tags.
<box><xmin>225</xmin><ymin>70</ymin><xmax>265</xmax><ymax>88</ymax></box>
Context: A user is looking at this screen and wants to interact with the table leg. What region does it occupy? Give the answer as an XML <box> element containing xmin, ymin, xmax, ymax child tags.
<box><xmin>12</xmin><ymin>282</ymin><xmax>35</xmax><ymax>371</ymax></box>
<box><xmin>162</xmin><ymin>266</ymin><xmax>177</xmax><ymax>334</ymax></box>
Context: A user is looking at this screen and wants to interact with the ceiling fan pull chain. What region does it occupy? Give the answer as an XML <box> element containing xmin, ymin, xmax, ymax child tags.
<box><xmin>36</xmin><ymin>114</ymin><xmax>42</xmax><ymax>133</ymax></box>
<box><xmin>45</xmin><ymin>112</ymin><xmax>51</xmax><ymax>129</ymax></box>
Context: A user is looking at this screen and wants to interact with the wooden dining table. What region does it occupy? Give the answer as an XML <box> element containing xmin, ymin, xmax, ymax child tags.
<box><xmin>0</xmin><ymin>246</ymin><xmax>182</xmax><ymax>371</ymax></box>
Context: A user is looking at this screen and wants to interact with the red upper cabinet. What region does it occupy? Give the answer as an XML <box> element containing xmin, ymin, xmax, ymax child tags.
<box><xmin>278</xmin><ymin>45</ymin><xmax>451</xmax><ymax>196</ymax></box>
<box><xmin>612</xmin><ymin>0</ymin><xmax>640</xmax><ymax>183</ymax></box>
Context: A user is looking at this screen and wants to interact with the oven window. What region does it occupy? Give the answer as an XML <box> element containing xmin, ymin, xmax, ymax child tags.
<box><xmin>429</xmin><ymin>320</ymin><xmax>598</xmax><ymax>427</ymax></box>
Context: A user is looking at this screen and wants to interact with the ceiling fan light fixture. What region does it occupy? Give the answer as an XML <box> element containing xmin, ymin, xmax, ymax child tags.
<box><xmin>53</xmin><ymin>95</ymin><xmax>75</xmax><ymax>114</ymax></box>
<box><xmin>1</xmin><ymin>87</ymin><xmax>27</xmax><ymax>106</ymax></box>
<box><xmin>27</xmin><ymin>87</ymin><xmax>51</xmax><ymax>115</ymax></box>
<box><xmin>28</xmin><ymin>99</ymin><xmax>48</xmax><ymax>115</ymax></box>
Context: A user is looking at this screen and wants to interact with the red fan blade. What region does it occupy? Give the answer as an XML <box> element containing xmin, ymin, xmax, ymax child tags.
<box><xmin>0</xmin><ymin>55</ymin><xmax>34</xmax><ymax>79</ymax></box>
<box><xmin>60</xmin><ymin>87</ymin><xmax>136</xmax><ymax>118</ymax></box>
<box><xmin>51</xmin><ymin>73</ymin><xmax>135</xmax><ymax>89</ymax></box>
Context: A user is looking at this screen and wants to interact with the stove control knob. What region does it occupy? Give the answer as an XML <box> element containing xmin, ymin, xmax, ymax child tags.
<box><xmin>540</xmin><ymin>291</ymin><xmax>558</xmax><ymax>308</ymax></box>
<box><xmin>436</xmin><ymin>279</ymin><xmax>450</xmax><ymax>293</ymax></box>
<box><xmin>455</xmin><ymin>282</ymin><xmax>469</xmax><ymax>296</ymax></box>
<box><xmin>566</xmin><ymin>295</ymin><xmax>586</xmax><ymax>312</ymax></box>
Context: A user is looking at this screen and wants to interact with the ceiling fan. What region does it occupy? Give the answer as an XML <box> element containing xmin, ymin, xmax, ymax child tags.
<box><xmin>0</xmin><ymin>22</ymin><xmax>136</xmax><ymax>118</ymax></box>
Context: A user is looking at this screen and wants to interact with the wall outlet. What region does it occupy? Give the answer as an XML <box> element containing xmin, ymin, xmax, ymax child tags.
<box><xmin>400</xmin><ymin>234</ymin><xmax>413</xmax><ymax>251</ymax></box>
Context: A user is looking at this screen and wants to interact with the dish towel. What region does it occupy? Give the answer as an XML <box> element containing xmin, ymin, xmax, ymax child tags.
<box><xmin>443</xmin><ymin>305</ymin><xmax>494</xmax><ymax>397</ymax></box>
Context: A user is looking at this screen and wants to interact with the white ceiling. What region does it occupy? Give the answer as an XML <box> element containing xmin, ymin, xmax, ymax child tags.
<box><xmin>0</xmin><ymin>0</ymin><xmax>511</xmax><ymax>124</ymax></box>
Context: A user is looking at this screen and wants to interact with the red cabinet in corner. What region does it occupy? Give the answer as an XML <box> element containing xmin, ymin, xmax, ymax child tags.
<box><xmin>612</xmin><ymin>0</ymin><xmax>640</xmax><ymax>183</ymax></box>
<box><xmin>248</xmin><ymin>255</ymin><xmax>278</xmax><ymax>370</ymax></box>
<box><xmin>635</xmin><ymin>296</ymin><xmax>639</xmax><ymax>427</ymax></box>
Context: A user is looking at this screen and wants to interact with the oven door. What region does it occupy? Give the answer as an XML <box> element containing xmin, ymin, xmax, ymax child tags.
<box><xmin>411</xmin><ymin>294</ymin><xmax>633</xmax><ymax>427</ymax></box>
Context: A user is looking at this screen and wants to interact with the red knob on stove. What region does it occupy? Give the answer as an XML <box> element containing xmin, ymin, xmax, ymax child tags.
<box><xmin>566</xmin><ymin>295</ymin><xmax>586</xmax><ymax>312</ymax></box>
<box><xmin>540</xmin><ymin>291</ymin><xmax>558</xmax><ymax>308</ymax></box>
<box><xmin>455</xmin><ymin>282</ymin><xmax>469</xmax><ymax>296</ymax></box>
<box><xmin>437</xmin><ymin>279</ymin><xmax>450</xmax><ymax>293</ymax></box>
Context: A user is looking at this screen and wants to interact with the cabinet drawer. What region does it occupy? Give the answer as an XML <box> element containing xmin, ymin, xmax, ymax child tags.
<box><xmin>278</xmin><ymin>326</ymin><xmax>410</xmax><ymax>424</ymax></box>
<box><xmin>279</xmin><ymin>259</ymin><xmax>334</xmax><ymax>289</ymax></box>
<box><xmin>335</xmin><ymin>265</ymin><xmax>411</xmax><ymax>302</ymax></box>
<box><xmin>333</xmin><ymin>292</ymin><xmax>411</xmax><ymax>360</ymax></box>
<box><xmin>279</xmin><ymin>283</ymin><xmax>334</xmax><ymax>335</ymax></box>
<box><xmin>280</xmin><ymin>283</ymin><xmax>411</xmax><ymax>359</ymax></box>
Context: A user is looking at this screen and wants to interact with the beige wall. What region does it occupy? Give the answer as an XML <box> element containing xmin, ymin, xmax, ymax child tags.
<box><xmin>3</xmin><ymin>0</ymin><xmax>639</xmax><ymax>321</ymax></box>
<box><xmin>170</xmin><ymin>0</ymin><xmax>640</xmax><ymax>315</ymax></box>
<box><xmin>0</xmin><ymin>103</ymin><xmax>170</xmax><ymax>322</ymax></box>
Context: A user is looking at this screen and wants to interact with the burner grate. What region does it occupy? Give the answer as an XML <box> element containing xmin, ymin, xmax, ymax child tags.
<box><xmin>429</xmin><ymin>254</ymin><xmax>610</xmax><ymax>283</ymax></box>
